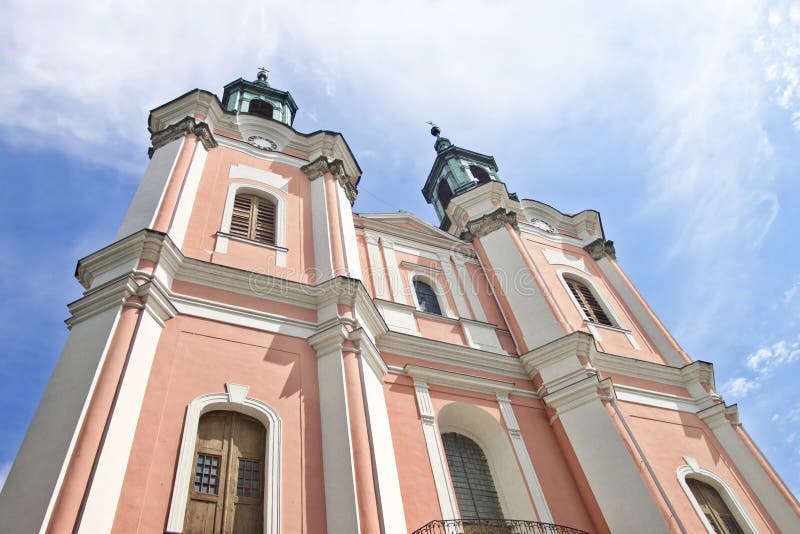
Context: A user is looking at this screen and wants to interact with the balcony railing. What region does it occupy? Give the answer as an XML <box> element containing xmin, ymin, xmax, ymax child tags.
<box><xmin>411</xmin><ymin>518</ymin><xmax>591</xmax><ymax>534</ymax></box>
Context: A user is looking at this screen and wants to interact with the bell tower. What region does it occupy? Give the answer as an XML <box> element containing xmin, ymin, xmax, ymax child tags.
<box><xmin>421</xmin><ymin>125</ymin><xmax>520</xmax><ymax>237</ymax></box>
<box><xmin>221</xmin><ymin>67</ymin><xmax>298</xmax><ymax>126</ymax></box>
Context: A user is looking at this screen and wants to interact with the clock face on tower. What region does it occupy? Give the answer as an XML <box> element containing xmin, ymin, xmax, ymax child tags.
<box><xmin>247</xmin><ymin>135</ymin><xmax>278</xmax><ymax>151</ymax></box>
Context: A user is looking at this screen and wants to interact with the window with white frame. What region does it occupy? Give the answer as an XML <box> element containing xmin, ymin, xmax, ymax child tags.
<box><xmin>230</xmin><ymin>193</ymin><xmax>276</xmax><ymax>246</ymax></box>
<box><xmin>564</xmin><ymin>275</ymin><xmax>614</xmax><ymax>327</ymax></box>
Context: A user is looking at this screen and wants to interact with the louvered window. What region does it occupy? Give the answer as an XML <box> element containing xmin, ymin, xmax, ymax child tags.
<box><xmin>687</xmin><ymin>479</ymin><xmax>744</xmax><ymax>534</ymax></box>
<box><xmin>565</xmin><ymin>278</ymin><xmax>613</xmax><ymax>326</ymax></box>
<box><xmin>230</xmin><ymin>193</ymin><xmax>276</xmax><ymax>246</ymax></box>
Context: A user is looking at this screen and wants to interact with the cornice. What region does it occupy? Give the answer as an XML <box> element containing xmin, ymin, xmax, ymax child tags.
<box><xmin>543</xmin><ymin>376</ymin><xmax>614</xmax><ymax>416</ymax></box>
<box><xmin>405</xmin><ymin>364</ymin><xmax>514</xmax><ymax>396</ymax></box>
<box><xmin>356</xmin><ymin>214</ymin><xmax>475</xmax><ymax>257</ymax></box>
<box><xmin>148</xmin><ymin>88</ymin><xmax>362</xmax><ymax>183</ymax></box>
<box><xmin>583</xmin><ymin>238</ymin><xmax>616</xmax><ymax>261</ymax></box>
<box><xmin>461</xmin><ymin>208</ymin><xmax>519</xmax><ymax>242</ymax></box>
<box><xmin>66</xmin><ymin>275</ymin><xmax>140</xmax><ymax>327</ymax></box>
<box><xmin>149</xmin><ymin>116</ymin><xmax>218</xmax><ymax>158</ymax></box>
<box><xmin>520</xmin><ymin>331</ymin><xmax>596</xmax><ymax>376</ymax></box>
<box><xmin>378</xmin><ymin>331</ymin><xmax>528</xmax><ymax>379</ymax></box>
<box><xmin>300</xmin><ymin>156</ymin><xmax>358</xmax><ymax>205</ymax></box>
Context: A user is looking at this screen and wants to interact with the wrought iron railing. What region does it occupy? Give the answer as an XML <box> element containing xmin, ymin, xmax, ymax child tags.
<box><xmin>411</xmin><ymin>518</ymin><xmax>591</xmax><ymax>534</ymax></box>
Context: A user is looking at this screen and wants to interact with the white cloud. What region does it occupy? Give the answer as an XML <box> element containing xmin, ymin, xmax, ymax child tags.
<box><xmin>783</xmin><ymin>280</ymin><xmax>800</xmax><ymax>304</ymax></box>
<box><xmin>746</xmin><ymin>338</ymin><xmax>800</xmax><ymax>374</ymax></box>
<box><xmin>758</xmin><ymin>2</ymin><xmax>800</xmax><ymax>129</ymax></box>
<box><xmin>722</xmin><ymin>376</ymin><xmax>762</xmax><ymax>398</ymax></box>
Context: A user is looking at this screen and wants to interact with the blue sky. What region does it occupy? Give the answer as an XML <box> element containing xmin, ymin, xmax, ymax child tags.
<box><xmin>1</xmin><ymin>0</ymin><xmax>799</xmax><ymax>499</ymax></box>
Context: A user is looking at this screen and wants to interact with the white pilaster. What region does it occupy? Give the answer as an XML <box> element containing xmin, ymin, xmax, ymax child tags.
<box><xmin>309</xmin><ymin>327</ymin><xmax>361</xmax><ymax>533</ymax></box>
<box><xmin>454</xmin><ymin>257</ymin><xmax>487</xmax><ymax>322</ymax></box>
<box><xmin>381</xmin><ymin>238</ymin><xmax>408</xmax><ymax>305</ymax></box>
<box><xmin>116</xmin><ymin>138</ymin><xmax>184</xmax><ymax>239</ymax></box>
<box><xmin>168</xmin><ymin>141</ymin><xmax>208</xmax><ymax>249</ymax></box>
<box><xmin>310</xmin><ymin>177</ymin><xmax>334</xmax><ymax>282</ymax></box>
<box><xmin>77</xmin><ymin>289</ymin><xmax>174</xmax><ymax>534</ymax></box>
<box><xmin>365</xmin><ymin>233</ymin><xmax>390</xmax><ymax>299</ymax></box>
<box><xmin>412</xmin><ymin>380</ymin><xmax>458</xmax><ymax>520</ymax></box>
<box><xmin>356</xmin><ymin>334</ymin><xmax>408</xmax><ymax>533</ymax></box>
<box><xmin>335</xmin><ymin>180</ymin><xmax>362</xmax><ymax>279</ymax></box>
<box><xmin>496</xmin><ymin>394</ymin><xmax>553</xmax><ymax>523</ymax></box>
<box><xmin>437</xmin><ymin>253</ymin><xmax>471</xmax><ymax>319</ymax></box>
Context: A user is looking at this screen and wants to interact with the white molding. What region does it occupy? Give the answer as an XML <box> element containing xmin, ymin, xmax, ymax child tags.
<box><xmin>364</xmin><ymin>232</ymin><xmax>390</xmax><ymax>299</ymax></box>
<box><xmin>406</xmin><ymin>365</ymin><xmax>514</xmax><ymax>396</ymax></box>
<box><xmin>216</xmin><ymin>181</ymin><xmax>287</xmax><ymax>266</ymax></box>
<box><xmin>496</xmin><ymin>394</ymin><xmax>553</xmax><ymax>523</ymax></box>
<box><xmin>453</xmin><ymin>255</ymin><xmax>488</xmax><ymax>322</ymax></box>
<box><xmin>169</xmin><ymin>141</ymin><xmax>208</xmax><ymax>249</ymax></box>
<box><xmin>676</xmin><ymin>465</ymin><xmax>758</xmax><ymax>534</ymax></box>
<box><xmin>379</xmin><ymin>331</ymin><xmax>528</xmax><ymax>379</ymax></box>
<box><xmin>78</xmin><ymin>309</ymin><xmax>165</xmax><ymax>534</ymax></box>
<box><xmin>165</xmin><ymin>388</ymin><xmax>282</xmax><ymax>534</ymax></box>
<box><xmin>436</xmin><ymin>253</ymin><xmax>472</xmax><ymax>319</ymax></box>
<box><xmin>541</xmin><ymin>248</ymin><xmax>588</xmax><ymax>273</ymax></box>
<box><xmin>380</xmin><ymin>238</ymin><xmax>408</xmax><ymax>305</ymax></box>
<box><xmin>311</xmin><ymin>175</ymin><xmax>334</xmax><ymax>281</ymax></box>
<box><xmin>229</xmin><ymin>163</ymin><xmax>289</xmax><ymax>192</ymax></box>
<box><xmin>411</xmin><ymin>380</ymin><xmax>459</xmax><ymax>520</ymax></box>
<box><xmin>614</xmin><ymin>384</ymin><xmax>700</xmax><ymax>413</ymax></box>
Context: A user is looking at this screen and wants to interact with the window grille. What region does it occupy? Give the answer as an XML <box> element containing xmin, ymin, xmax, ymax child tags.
<box><xmin>194</xmin><ymin>454</ymin><xmax>220</xmax><ymax>494</ymax></box>
<box><xmin>441</xmin><ymin>433</ymin><xmax>504</xmax><ymax>520</ymax></box>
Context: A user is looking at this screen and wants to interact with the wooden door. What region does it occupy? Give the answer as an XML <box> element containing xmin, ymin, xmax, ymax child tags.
<box><xmin>687</xmin><ymin>479</ymin><xmax>744</xmax><ymax>534</ymax></box>
<box><xmin>184</xmin><ymin>411</ymin><xmax>266</xmax><ymax>534</ymax></box>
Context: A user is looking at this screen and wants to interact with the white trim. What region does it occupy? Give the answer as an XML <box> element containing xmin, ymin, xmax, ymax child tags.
<box><xmin>229</xmin><ymin>164</ymin><xmax>289</xmax><ymax>192</ymax></box>
<box><xmin>78</xmin><ymin>310</ymin><xmax>165</xmax><ymax>534</ymax></box>
<box><xmin>365</xmin><ymin>233</ymin><xmax>390</xmax><ymax>299</ymax></box>
<box><xmin>677</xmin><ymin>464</ymin><xmax>758</xmax><ymax>534</ymax></box>
<box><xmin>216</xmin><ymin>182</ymin><xmax>287</xmax><ymax>266</ymax></box>
<box><xmin>453</xmin><ymin>255</ymin><xmax>488</xmax><ymax>322</ymax></box>
<box><xmin>496</xmin><ymin>394</ymin><xmax>553</xmax><ymax>523</ymax></box>
<box><xmin>380</xmin><ymin>238</ymin><xmax>408</xmax><ymax>305</ymax></box>
<box><xmin>436</xmin><ymin>253</ymin><xmax>472</xmax><ymax>319</ymax></box>
<box><xmin>165</xmin><ymin>386</ymin><xmax>282</xmax><ymax>534</ymax></box>
<box><xmin>412</xmin><ymin>380</ymin><xmax>459</xmax><ymax>520</ymax></box>
<box><xmin>35</xmin><ymin>307</ymin><xmax>123</xmax><ymax>534</ymax></box>
<box><xmin>169</xmin><ymin>141</ymin><xmax>208</xmax><ymax>249</ymax></box>
<box><xmin>406</xmin><ymin>365</ymin><xmax>513</xmax><ymax>395</ymax></box>
<box><xmin>311</xmin><ymin>177</ymin><xmax>334</xmax><ymax>281</ymax></box>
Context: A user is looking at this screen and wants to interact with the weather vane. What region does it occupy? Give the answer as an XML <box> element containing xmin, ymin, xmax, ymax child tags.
<box><xmin>257</xmin><ymin>66</ymin><xmax>270</xmax><ymax>82</ymax></box>
<box><xmin>427</xmin><ymin>121</ymin><xmax>441</xmax><ymax>137</ymax></box>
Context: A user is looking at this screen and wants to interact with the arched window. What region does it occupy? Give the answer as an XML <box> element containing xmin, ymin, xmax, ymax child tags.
<box><xmin>249</xmin><ymin>99</ymin><xmax>274</xmax><ymax>119</ymax></box>
<box><xmin>414</xmin><ymin>280</ymin><xmax>442</xmax><ymax>315</ymax></box>
<box><xmin>185</xmin><ymin>411</ymin><xmax>266</xmax><ymax>533</ymax></box>
<box><xmin>469</xmin><ymin>165</ymin><xmax>491</xmax><ymax>184</ymax></box>
<box><xmin>564</xmin><ymin>276</ymin><xmax>613</xmax><ymax>326</ymax></box>
<box><xmin>687</xmin><ymin>479</ymin><xmax>744</xmax><ymax>534</ymax></box>
<box><xmin>437</xmin><ymin>179</ymin><xmax>455</xmax><ymax>210</ymax></box>
<box><xmin>230</xmin><ymin>193</ymin><xmax>276</xmax><ymax>246</ymax></box>
<box><xmin>441</xmin><ymin>432</ymin><xmax>504</xmax><ymax>520</ymax></box>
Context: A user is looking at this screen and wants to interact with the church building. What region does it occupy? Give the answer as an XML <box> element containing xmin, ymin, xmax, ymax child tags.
<box><xmin>1</xmin><ymin>70</ymin><xmax>798</xmax><ymax>533</ymax></box>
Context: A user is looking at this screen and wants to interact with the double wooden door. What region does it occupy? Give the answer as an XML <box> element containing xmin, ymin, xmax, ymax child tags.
<box><xmin>184</xmin><ymin>411</ymin><xmax>265</xmax><ymax>534</ymax></box>
<box><xmin>687</xmin><ymin>479</ymin><xmax>744</xmax><ymax>534</ymax></box>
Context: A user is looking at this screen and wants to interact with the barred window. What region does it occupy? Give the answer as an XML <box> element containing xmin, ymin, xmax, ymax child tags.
<box><xmin>414</xmin><ymin>280</ymin><xmax>442</xmax><ymax>316</ymax></box>
<box><xmin>565</xmin><ymin>277</ymin><xmax>613</xmax><ymax>326</ymax></box>
<box><xmin>442</xmin><ymin>432</ymin><xmax>504</xmax><ymax>520</ymax></box>
<box><xmin>230</xmin><ymin>193</ymin><xmax>276</xmax><ymax>246</ymax></box>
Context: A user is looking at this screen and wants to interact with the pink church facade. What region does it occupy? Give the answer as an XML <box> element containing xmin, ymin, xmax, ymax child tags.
<box><xmin>1</xmin><ymin>72</ymin><xmax>798</xmax><ymax>534</ymax></box>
